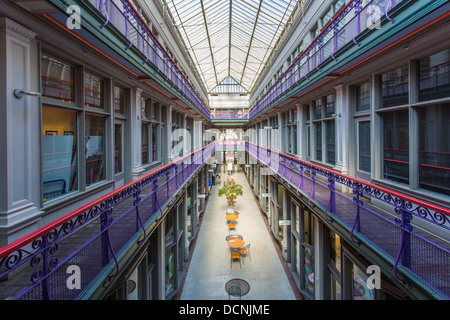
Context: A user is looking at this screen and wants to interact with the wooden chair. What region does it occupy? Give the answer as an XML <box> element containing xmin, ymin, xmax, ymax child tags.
<box><xmin>230</xmin><ymin>248</ymin><xmax>241</xmax><ymax>268</ymax></box>
<box><xmin>239</xmin><ymin>244</ymin><xmax>251</xmax><ymax>264</ymax></box>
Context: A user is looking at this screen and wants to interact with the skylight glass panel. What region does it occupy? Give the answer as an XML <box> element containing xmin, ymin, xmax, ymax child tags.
<box><xmin>166</xmin><ymin>0</ymin><xmax>298</xmax><ymax>93</ymax></box>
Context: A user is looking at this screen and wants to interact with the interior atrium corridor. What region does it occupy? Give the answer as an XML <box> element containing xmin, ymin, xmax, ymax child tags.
<box><xmin>0</xmin><ymin>0</ymin><xmax>448</xmax><ymax>305</ymax></box>
<box><xmin>179</xmin><ymin>165</ymin><xmax>298</xmax><ymax>300</ymax></box>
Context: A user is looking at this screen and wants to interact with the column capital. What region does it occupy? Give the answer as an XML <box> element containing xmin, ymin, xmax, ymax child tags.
<box><xmin>0</xmin><ymin>17</ymin><xmax>36</xmax><ymax>40</ymax></box>
<box><xmin>334</xmin><ymin>83</ymin><xmax>344</xmax><ymax>94</ymax></box>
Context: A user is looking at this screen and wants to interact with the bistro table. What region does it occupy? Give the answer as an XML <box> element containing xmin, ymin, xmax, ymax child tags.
<box><xmin>225</xmin><ymin>214</ymin><xmax>239</xmax><ymax>221</ymax></box>
<box><xmin>227</xmin><ymin>238</ymin><xmax>244</xmax><ymax>249</ymax></box>
<box><xmin>225</xmin><ymin>278</ymin><xmax>250</xmax><ymax>299</ymax></box>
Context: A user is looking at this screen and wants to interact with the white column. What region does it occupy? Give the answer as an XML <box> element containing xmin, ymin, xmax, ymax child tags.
<box><xmin>157</xmin><ymin>222</ymin><xmax>166</xmax><ymax>299</ymax></box>
<box><xmin>297</xmin><ymin>103</ymin><xmax>304</xmax><ymax>159</ymax></box>
<box><xmin>277</xmin><ymin>111</ymin><xmax>283</xmax><ymax>152</ymax></box>
<box><xmin>314</xmin><ymin>217</ymin><xmax>322</xmax><ymax>300</ymax></box>
<box><xmin>166</xmin><ymin>105</ymin><xmax>173</xmax><ymax>162</ymax></box>
<box><xmin>0</xmin><ymin>18</ymin><xmax>41</xmax><ymax>246</ymax></box>
<box><xmin>182</xmin><ymin>114</ymin><xmax>188</xmax><ymax>156</ymax></box>
<box><xmin>194</xmin><ymin>119</ymin><xmax>202</xmax><ymax>150</ymax></box>
<box><xmin>334</xmin><ymin>84</ymin><xmax>349</xmax><ymax>174</ymax></box>
<box><xmin>131</xmin><ymin>87</ymin><xmax>143</xmax><ymax>179</ymax></box>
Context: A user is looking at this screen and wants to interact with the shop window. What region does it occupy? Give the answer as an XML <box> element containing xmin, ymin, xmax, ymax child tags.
<box><xmin>114</xmin><ymin>86</ymin><xmax>125</xmax><ymax>114</ymax></box>
<box><xmin>126</xmin><ymin>266</ymin><xmax>139</xmax><ymax>300</ymax></box>
<box><xmin>152</xmin><ymin>101</ymin><xmax>160</xmax><ymax>121</ymax></box>
<box><xmin>187</xmin><ymin>206</ymin><xmax>193</xmax><ymax>239</ymax></box>
<box><xmin>329</xmin><ymin>230</ymin><xmax>341</xmax><ymax>272</ymax></box>
<box><xmin>165</xmin><ymin>246</ymin><xmax>174</xmax><ymax>294</ymax></box>
<box><xmin>42</xmin><ymin>107</ymin><xmax>78</xmax><ymax>202</ymax></box>
<box><xmin>314</xmin><ymin>99</ymin><xmax>322</xmax><ymax>120</ymax></box>
<box><xmin>312</xmin><ymin>94</ymin><xmax>335</xmax><ymax>166</ymax></box>
<box><xmin>142</xmin><ymin>98</ymin><xmax>151</xmax><ymax>120</ymax></box>
<box><xmin>356</xmin><ymin>82</ymin><xmax>371</xmax><ymax>112</ymax></box>
<box><xmin>152</xmin><ymin>124</ymin><xmax>158</xmax><ymax>162</ymax></box>
<box><xmin>331</xmin><ymin>276</ymin><xmax>342</xmax><ymax>300</ymax></box>
<box><xmin>325</xmin><ymin>94</ymin><xmax>335</xmax><ymax>118</ymax></box>
<box><xmin>382</xmin><ymin>109</ymin><xmax>409</xmax><ymax>185</ymax></box>
<box><xmin>85</xmin><ymin>114</ymin><xmax>105</xmax><ymax>186</ymax></box>
<box><xmin>84</xmin><ymin>73</ymin><xmax>104</xmax><ymax>109</ymax></box>
<box><xmin>315</xmin><ymin>122</ymin><xmax>322</xmax><ymax>161</ymax></box>
<box><xmin>277</xmin><ymin>207</ymin><xmax>283</xmax><ymax>238</ymax></box>
<box><xmin>419</xmin><ymin>49</ymin><xmax>450</xmax><ymax>101</ymax></box>
<box><xmin>302</xmin><ymin>210</ymin><xmax>315</xmax><ymax>296</ymax></box>
<box><xmin>351</xmin><ymin>262</ymin><xmax>375</xmax><ymax>300</ymax></box>
<box><xmin>114</xmin><ymin>124</ymin><xmax>123</xmax><ymax>174</ymax></box>
<box><xmin>165</xmin><ymin>210</ymin><xmax>175</xmax><ymax>294</ymax></box>
<box><xmin>142</xmin><ymin>123</ymin><xmax>149</xmax><ymax>165</ymax></box>
<box><xmin>358</xmin><ymin>121</ymin><xmax>371</xmax><ymax>173</ymax></box>
<box><xmin>333</xmin><ymin>0</ymin><xmax>346</xmax><ymax>13</ymax></box>
<box><xmin>294</xmin><ymin>203</ymin><xmax>300</xmax><ymax>234</ymax></box>
<box><xmin>381</xmin><ymin>65</ymin><xmax>409</xmax><ymax>108</ymax></box>
<box><xmin>307</xmin><ymin>126</ymin><xmax>311</xmax><ymax>158</ymax></box>
<box><xmin>292</xmin><ymin>238</ymin><xmax>300</xmax><ymax>277</ymax></box>
<box><xmin>41</xmin><ymin>54</ymin><xmax>75</xmax><ymax>103</ymax></box>
<box><xmin>284</xmin><ymin>109</ymin><xmax>298</xmax><ymax>154</ymax></box>
<box><xmin>418</xmin><ymin>103</ymin><xmax>450</xmax><ymax>195</ymax></box>
<box><xmin>325</xmin><ymin>120</ymin><xmax>335</xmax><ymax>165</ymax></box>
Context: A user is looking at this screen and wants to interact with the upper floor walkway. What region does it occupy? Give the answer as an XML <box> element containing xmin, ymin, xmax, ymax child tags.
<box><xmin>0</xmin><ymin>140</ymin><xmax>448</xmax><ymax>300</ymax></box>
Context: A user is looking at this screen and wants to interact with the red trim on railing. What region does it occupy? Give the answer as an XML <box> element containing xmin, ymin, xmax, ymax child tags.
<box><xmin>248</xmin><ymin>142</ymin><xmax>450</xmax><ymax>216</ymax></box>
<box><xmin>0</xmin><ymin>143</ymin><xmax>214</xmax><ymax>259</ymax></box>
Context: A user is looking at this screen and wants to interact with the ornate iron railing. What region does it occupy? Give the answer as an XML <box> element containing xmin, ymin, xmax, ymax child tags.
<box><xmin>87</xmin><ymin>0</ymin><xmax>210</xmax><ymax>119</ymax></box>
<box><xmin>249</xmin><ymin>0</ymin><xmax>404</xmax><ymax>119</ymax></box>
<box><xmin>245</xmin><ymin>142</ymin><xmax>449</xmax><ymax>299</ymax></box>
<box><xmin>211</xmin><ymin>111</ymin><xmax>249</xmax><ymax>120</ymax></box>
<box><xmin>0</xmin><ymin>143</ymin><xmax>215</xmax><ymax>300</ymax></box>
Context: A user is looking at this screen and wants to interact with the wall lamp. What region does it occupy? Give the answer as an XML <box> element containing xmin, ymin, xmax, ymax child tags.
<box><xmin>14</xmin><ymin>89</ymin><xmax>41</xmax><ymax>99</ymax></box>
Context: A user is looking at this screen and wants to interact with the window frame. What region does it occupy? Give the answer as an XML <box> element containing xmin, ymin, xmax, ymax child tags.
<box><xmin>373</xmin><ymin>53</ymin><xmax>450</xmax><ymax>199</ymax></box>
<box><xmin>39</xmin><ymin>50</ymin><xmax>117</xmax><ymax>208</ymax></box>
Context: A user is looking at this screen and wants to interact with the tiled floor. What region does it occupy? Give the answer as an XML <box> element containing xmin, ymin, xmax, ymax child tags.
<box><xmin>180</xmin><ymin>165</ymin><xmax>298</xmax><ymax>300</ymax></box>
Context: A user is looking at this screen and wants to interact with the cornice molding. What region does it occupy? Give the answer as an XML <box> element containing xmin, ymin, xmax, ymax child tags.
<box><xmin>0</xmin><ymin>17</ymin><xmax>37</xmax><ymax>40</ymax></box>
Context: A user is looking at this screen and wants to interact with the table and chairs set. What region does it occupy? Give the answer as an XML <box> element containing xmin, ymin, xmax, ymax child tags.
<box><xmin>225</xmin><ymin>208</ymin><xmax>251</xmax><ymax>268</ymax></box>
<box><xmin>221</xmin><ymin>174</ymin><xmax>251</xmax><ymax>299</ymax></box>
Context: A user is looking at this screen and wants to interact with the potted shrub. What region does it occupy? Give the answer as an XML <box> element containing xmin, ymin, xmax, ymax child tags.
<box><xmin>218</xmin><ymin>180</ymin><xmax>243</xmax><ymax>207</ymax></box>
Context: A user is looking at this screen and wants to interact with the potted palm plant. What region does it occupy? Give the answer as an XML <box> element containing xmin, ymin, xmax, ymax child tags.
<box><xmin>218</xmin><ymin>180</ymin><xmax>243</xmax><ymax>207</ymax></box>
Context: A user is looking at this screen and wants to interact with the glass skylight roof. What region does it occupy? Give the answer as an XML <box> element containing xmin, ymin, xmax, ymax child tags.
<box><xmin>165</xmin><ymin>0</ymin><xmax>298</xmax><ymax>93</ymax></box>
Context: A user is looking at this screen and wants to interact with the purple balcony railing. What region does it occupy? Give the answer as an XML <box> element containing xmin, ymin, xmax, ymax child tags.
<box><xmin>245</xmin><ymin>142</ymin><xmax>449</xmax><ymax>299</ymax></box>
<box><xmin>87</xmin><ymin>0</ymin><xmax>210</xmax><ymax>119</ymax></box>
<box><xmin>210</xmin><ymin>111</ymin><xmax>249</xmax><ymax>120</ymax></box>
<box><xmin>249</xmin><ymin>0</ymin><xmax>403</xmax><ymax>119</ymax></box>
<box><xmin>0</xmin><ymin>143</ymin><xmax>215</xmax><ymax>300</ymax></box>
